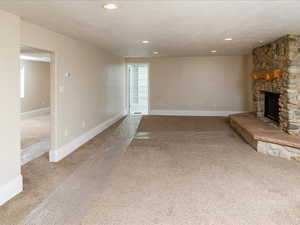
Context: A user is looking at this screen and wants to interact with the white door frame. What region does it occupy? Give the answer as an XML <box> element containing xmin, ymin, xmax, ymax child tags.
<box><xmin>126</xmin><ymin>63</ymin><xmax>150</xmax><ymax>115</ymax></box>
<box><xmin>20</xmin><ymin>45</ymin><xmax>59</xmax><ymax>160</ymax></box>
<box><xmin>49</xmin><ymin>51</ymin><xmax>59</xmax><ymax>150</ymax></box>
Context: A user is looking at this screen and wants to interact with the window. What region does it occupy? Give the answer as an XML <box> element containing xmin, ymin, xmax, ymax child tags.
<box><xmin>20</xmin><ymin>65</ymin><xmax>25</xmax><ymax>98</ymax></box>
<box><xmin>128</xmin><ymin>64</ymin><xmax>149</xmax><ymax>115</ymax></box>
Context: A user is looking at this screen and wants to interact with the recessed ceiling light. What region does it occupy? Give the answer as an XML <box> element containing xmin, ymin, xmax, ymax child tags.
<box><xmin>210</xmin><ymin>50</ymin><xmax>217</xmax><ymax>53</ymax></box>
<box><xmin>225</xmin><ymin>38</ymin><xmax>233</xmax><ymax>41</ymax></box>
<box><xmin>153</xmin><ymin>51</ymin><xmax>159</xmax><ymax>55</ymax></box>
<box><xmin>103</xmin><ymin>3</ymin><xmax>118</xmax><ymax>10</ymax></box>
<box><xmin>142</xmin><ymin>40</ymin><xmax>149</xmax><ymax>44</ymax></box>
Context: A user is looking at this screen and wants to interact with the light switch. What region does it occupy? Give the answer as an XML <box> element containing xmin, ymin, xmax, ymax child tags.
<box><xmin>64</xmin><ymin>128</ymin><xmax>69</xmax><ymax>137</ymax></box>
<box><xmin>59</xmin><ymin>86</ymin><xmax>64</xmax><ymax>93</ymax></box>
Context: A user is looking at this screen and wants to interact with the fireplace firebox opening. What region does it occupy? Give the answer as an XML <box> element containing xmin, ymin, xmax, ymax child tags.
<box><xmin>264</xmin><ymin>92</ymin><xmax>280</xmax><ymax>123</ymax></box>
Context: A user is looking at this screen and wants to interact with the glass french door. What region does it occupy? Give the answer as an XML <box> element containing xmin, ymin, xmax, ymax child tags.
<box><xmin>128</xmin><ymin>64</ymin><xmax>149</xmax><ymax>115</ymax></box>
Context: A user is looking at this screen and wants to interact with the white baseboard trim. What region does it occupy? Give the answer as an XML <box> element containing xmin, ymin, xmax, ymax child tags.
<box><xmin>49</xmin><ymin>112</ymin><xmax>126</xmax><ymax>162</ymax></box>
<box><xmin>21</xmin><ymin>140</ymin><xmax>50</xmax><ymax>165</ymax></box>
<box><xmin>21</xmin><ymin>107</ymin><xmax>50</xmax><ymax>119</ymax></box>
<box><xmin>149</xmin><ymin>110</ymin><xmax>247</xmax><ymax>117</ymax></box>
<box><xmin>0</xmin><ymin>175</ymin><xmax>23</xmax><ymax>206</ymax></box>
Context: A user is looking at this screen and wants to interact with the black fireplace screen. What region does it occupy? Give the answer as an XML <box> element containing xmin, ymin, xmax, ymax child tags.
<box><xmin>264</xmin><ymin>92</ymin><xmax>280</xmax><ymax>122</ymax></box>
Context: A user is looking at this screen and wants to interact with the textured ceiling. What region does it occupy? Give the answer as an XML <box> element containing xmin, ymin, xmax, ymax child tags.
<box><xmin>1</xmin><ymin>0</ymin><xmax>300</xmax><ymax>57</ymax></box>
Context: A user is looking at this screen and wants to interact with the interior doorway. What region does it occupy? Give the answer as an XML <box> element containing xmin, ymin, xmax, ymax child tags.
<box><xmin>127</xmin><ymin>63</ymin><xmax>149</xmax><ymax>115</ymax></box>
<box><xmin>20</xmin><ymin>46</ymin><xmax>54</xmax><ymax>165</ymax></box>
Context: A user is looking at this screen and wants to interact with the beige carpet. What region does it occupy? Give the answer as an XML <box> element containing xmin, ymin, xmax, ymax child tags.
<box><xmin>0</xmin><ymin>117</ymin><xmax>126</xmax><ymax>225</ymax></box>
<box><xmin>21</xmin><ymin>114</ymin><xmax>50</xmax><ymax>149</ymax></box>
<box><xmin>2</xmin><ymin>115</ymin><xmax>300</xmax><ymax>225</ymax></box>
<box><xmin>81</xmin><ymin>116</ymin><xmax>300</xmax><ymax>225</ymax></box>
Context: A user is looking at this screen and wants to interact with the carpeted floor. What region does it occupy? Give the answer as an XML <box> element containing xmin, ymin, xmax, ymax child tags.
<box><xmin>81</xmin><ymin>116</ymin><xmax>300</xmax><ymax>225</ymax></box>
<box><xmin>0</xmin><ymin>117</ymin><xmax>127</xmax><ymax>225</ymax></box>
<box><xmin>2</xmin><ymin>115</ymin><xmax>300</xmax><ymax>225</ymax></box>
<box><xmin>21</xmin><ymin>114</ymin><xmax>50</xmax><ymax>149</ymax></box>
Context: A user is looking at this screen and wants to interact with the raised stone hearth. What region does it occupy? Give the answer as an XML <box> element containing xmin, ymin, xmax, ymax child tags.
<box><xmin>230</xmin><ymin>113</ymin><xmax>300</xmax><ymax>161</ymax></box>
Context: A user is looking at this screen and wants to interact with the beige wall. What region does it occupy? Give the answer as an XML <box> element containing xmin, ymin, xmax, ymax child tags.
<box><xmin>126</xmin><ymin>56</ymin><xmax>253</xmax><ymax>112</ymax></box>
<box><xmin>0</xmin><ymin>10</ymin><xmax>21</xmax><ymax>189</ymax></box>
<box><xmin>244</xmin><ymin>54</ymin><xmax>253</xmax><ymax>111</ymax></box>
<box><xmin>0</xmin><ymin>12</ymin><xmax>126</xmax><ymax>203</ymax></box>
<box><xmin>21</xmin><ymin>21</ymin><xmax>126</xmax><ymax>148</ymax></box>
<box><xmin>21</xmin><ymin>60</ymin><xmax>50</xmax><ymax>113</ymax></box>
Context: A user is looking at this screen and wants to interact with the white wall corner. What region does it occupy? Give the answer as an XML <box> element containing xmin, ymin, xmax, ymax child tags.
<box><xmin>0</xmin><ymin>175</ymin><xmax>23</xmax><ymax>206</ymax></box>
<box><xmin>21</xmin><ymin>107</ymin><xmax>50</xmax><ymax>119</ymax></box>
<box><xmin>149</xmin><ymin>110</ymin><xmax>247</xmax><ymax>117</ymax></box>
<box><xmin>49</xmin><ymin>112</ymin><xmax>126</xmax><ymax>162</ymax></box>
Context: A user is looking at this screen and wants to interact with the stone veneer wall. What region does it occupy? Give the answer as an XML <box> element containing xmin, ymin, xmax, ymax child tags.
<box><xmin>253</xmin><ymin>35</ymin><xmax>300</xmax><ymax>135</ymax></box>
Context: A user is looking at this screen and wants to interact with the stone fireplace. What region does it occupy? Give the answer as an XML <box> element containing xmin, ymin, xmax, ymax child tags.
<box><xmin>230</xmin><ymin>35</ymin><xmax>300</xmax><ymax>162</ymax></box>
<box><xmin>253</xmin><ymin>34</ymin><xmax>300</xmax><ymax>135</ymax></box>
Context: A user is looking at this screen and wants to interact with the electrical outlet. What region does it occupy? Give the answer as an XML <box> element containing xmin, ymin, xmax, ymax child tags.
<box><xmin>82</xmin><ymin>121</ymin><xmax>86</xmax><ymax>128</ymax></box>
<box><xmin>64</xmin><ymin>128</ymin><xmax>69</xmax><ymax>137</ymax></box>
